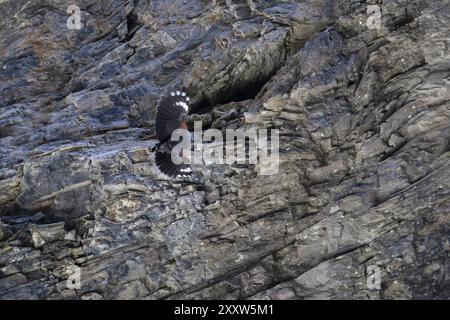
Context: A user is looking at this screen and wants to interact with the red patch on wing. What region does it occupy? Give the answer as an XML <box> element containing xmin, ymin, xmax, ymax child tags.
<box><xmin>179</xmin><ymin>120</ymin><xmax>188</xmax><ymax>130</ymax></box>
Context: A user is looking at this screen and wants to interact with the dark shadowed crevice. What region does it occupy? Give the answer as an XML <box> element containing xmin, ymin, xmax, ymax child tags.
<box><xmin>187</xmin><ymin>20</ymin><xmax>318</xmax><ymax>115</ymax></box>
<box><xmin>123</xmin><ymin>10</ymin><xmax>143</xmax><ymax>42</ymax></box>
<box><xmin>188</xmin><ymin>73</ymin><xmax>277</xmax><ymax>114</ymax></box>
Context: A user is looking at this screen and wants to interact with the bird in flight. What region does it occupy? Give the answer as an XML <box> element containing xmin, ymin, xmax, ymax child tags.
<box><xmin>154</xmin><ymin>90</ymin><xmax>193</xmax><ymax>178</ymax></box>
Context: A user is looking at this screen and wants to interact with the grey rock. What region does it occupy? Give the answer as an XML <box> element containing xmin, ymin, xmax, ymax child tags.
<box><xmin>29</xmin><ymin>222</ymin><xmax>65</xmax><ymax>248</ymax></box>
<box><xmin>0</xmin><ymin>0</ymin><xmax>449</xmax><ymax>300</ymax></box>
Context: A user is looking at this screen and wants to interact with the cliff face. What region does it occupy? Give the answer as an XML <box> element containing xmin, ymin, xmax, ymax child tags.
<box><xmin>0</xmin><ymin>0</ymin><xmax>449</xmax><ymax>299</ymax></box>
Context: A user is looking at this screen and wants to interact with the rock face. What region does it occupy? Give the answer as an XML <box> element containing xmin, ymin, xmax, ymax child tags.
<box><xmin>0</xmin><ymin>0</ymin><xmax>449</xmax><ymax>300</ymax></box>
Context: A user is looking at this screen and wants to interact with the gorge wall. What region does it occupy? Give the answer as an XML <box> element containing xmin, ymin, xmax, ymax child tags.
<box><xmin>0</xmin><ymin>0</ymin><xmax>449</xmax><ymax>299</ymax></box>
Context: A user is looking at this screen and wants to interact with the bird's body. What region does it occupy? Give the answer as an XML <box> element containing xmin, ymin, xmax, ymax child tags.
<box><xmin>154</xmin><ymin>90</ymin><xmax>193</xmax><ymax>178</ymax></box>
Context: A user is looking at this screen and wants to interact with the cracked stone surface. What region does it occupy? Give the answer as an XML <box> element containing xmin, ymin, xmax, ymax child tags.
<box><xmin>0</xmin><ymin>0</ymin><xmax>449</xmax><ymax>299</ymax></box>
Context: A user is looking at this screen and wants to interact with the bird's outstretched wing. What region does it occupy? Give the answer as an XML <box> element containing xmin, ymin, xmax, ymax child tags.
<box><xmin>155</xmin><ymin>150</ymin><xmax>193</xmax><ymax>178</ymax></box>
<box><xmin>154</xmin><ymin>90</ymin><xmax>192</xmax><ymax>178</ymax></box>
<box><xmin>155</xmin><ymin>91</ymin><xmax>190</xmax><ymax>143</ymax></box>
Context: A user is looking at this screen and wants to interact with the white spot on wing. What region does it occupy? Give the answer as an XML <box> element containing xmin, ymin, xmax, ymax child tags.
<box><xmin>171</xmin><ymin>92</ymin><xmax>175</xmax><ymax>96</ymax></box>
<box><xmin>176</xmin><ymin>91</ymin><xmax>181</xmax><ymax>96</ymax></box>
<box><xmin>179</xmin><ymin>101</ymin><xmax>189</xmax><ymax>112</ymax></box>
